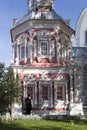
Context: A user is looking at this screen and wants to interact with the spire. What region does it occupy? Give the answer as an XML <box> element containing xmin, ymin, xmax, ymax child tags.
<box><xmin>27</xmin><ymin>0</ymin><xmax>55</xmax><ymax>11</ymax></box>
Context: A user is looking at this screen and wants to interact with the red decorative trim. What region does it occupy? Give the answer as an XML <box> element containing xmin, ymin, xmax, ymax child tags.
<box><xmin>62</xmin><ymin>61</ymin><xmax>68</xmax><ymax>66</ymax></box>
<box><xmin>33</xmin><ymin>36</ymin><xmax>37</xmax><ymax>40</ymax></box>
<box><xmin>32</xmin><ymin>107</ymin><xmax>68</xmax><ymax>111</ymax></box>
<box><xmin>15</xmin><ymin>30</ymin><xmax>30</xmax><ymax>41</ymax></box>
<box><xmin>50</xmin><ymin>57</ymin><xmax>56</xmax><ymax>63</ymax></box>
<box><xmin>20</xmin><ymin>73</ymin><xmax>26</xmax><ymax>80</ymax></box>
<box><xmin>31</xmin><ymin>63</ymin><xmax>62</xmax><ymax>67</ymax></box>
<box><xmin>64</xmin><ymin>73</ymin><xmax>70</xmax><ymax>80</ymax></box>
<box><xmin>33</xmin><ymin>28</ymin><xmax>54</xmax><ymax>32</ymax></box>
<box><xmin>35</xmin><ymin>74</ymin><xmax>41</xmax><ymax>79</ymax></box>
<box><xmin>39</xmin><ymin>58</ymin><xmax>50</xmax><ymax>63</ymax></box>
<box><xmin>19</xmin><ymin>60</ymin><xmax>25</xmax><ymax>65</ymax></box>
<box><xmin>58</xmin><ymin>58</ymin><xmax>62</xmax><ymax>65</ymax></box>
<box><xmin>49</xmin><ymin>74</ymin><xmax>56</xmax><ymax>80</ymax></box>
<box><xmin>26</xmin><ymin>58</ymin><xmax>30</xmax><ymax>64</ymax></box>
<box><xmin>33</xmin><ymin>57</ymin><xmax>38</xmax><ymax>63</ymax></box>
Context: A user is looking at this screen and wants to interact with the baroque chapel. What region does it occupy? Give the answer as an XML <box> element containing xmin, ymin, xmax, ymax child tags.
<box><xmin>10</xmin><ymin>0</ymin><xmax>83</xmax><ymax>115</ymax></box>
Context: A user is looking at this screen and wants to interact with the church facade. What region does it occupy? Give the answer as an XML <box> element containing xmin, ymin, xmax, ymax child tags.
<box><xmin>10</xmin><ymin>0</ymin><xmax>83</xmax><ymax>115</ymax></box>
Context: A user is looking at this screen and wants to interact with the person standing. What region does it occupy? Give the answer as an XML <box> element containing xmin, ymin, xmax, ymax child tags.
<box><xmin>25</xmin><ymin>94</ymin><xmax>32</xmax><ymax>115</ymax></box>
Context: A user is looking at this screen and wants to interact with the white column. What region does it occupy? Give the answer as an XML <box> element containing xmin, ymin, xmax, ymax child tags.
<box><xmin>77</xmin><ymin>67</ymin><xmax>82</xmax><ymax>102</ymax></box>
<box><xmin>74</xmin><ymin>67</ymin><xmax>82</xmax><ymax>102</ymax></box>
<box><xmin>30</xmin><ymin>38</ymin><xmax>33</xmax><ymax>63</ymax></box>
<box><xmin>16</xmin><ymin>44</ymin><xmax>19</xmax><ymax>65</ymax></box>
<box><xmin>66</xmin><ymin>82</ymin><xmax>68</xmax><ymax>103</ymax></box>
<box><xmin>80</xmin><ymin>67</ymin><xmax>83</xmax><ymax>102</ymax></box>
<box><xmin>70</xmin><ymin>70</ymin><xmax>74</xmax><ymax>102</ymax></box>
<box><xmin>24</xmin><ymin>39</ymin><xmax>27</xmax><ymax>63</ymax></box>
<box><xmin>12</xmin><ymin>45</ymin><xmax>15</xmax><ymax>63</ymax></box>
<box><xmin>15</xmin><ymin>40</ymin><xmax>20</xmax><ymax>65</ymax></box>
<box><xmin>33</xmin><ymin>40</ymin><xmax>37</xmax><ymax>57</ymax></box>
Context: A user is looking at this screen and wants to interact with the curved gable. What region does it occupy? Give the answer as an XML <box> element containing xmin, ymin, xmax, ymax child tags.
<box><xmin>76</xmin><ymin>8</ymin><xmax>87</xmax><ymax>47</ymax></box>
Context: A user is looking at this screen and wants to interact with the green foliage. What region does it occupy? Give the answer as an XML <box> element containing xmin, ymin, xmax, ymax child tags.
<box><xmin>0</xmin><ymin>119</ymin><xmax>87</xmax><ymax>130</ymax></box>
<box><xmin>5</xmin><ymin>67</ymin><xmax>22</xmax><ymax>104</ymax></box>
<box><xmin>0</xmin><ymin>63</ymin><xmax>22</xmax><ymax>114</ymax></box>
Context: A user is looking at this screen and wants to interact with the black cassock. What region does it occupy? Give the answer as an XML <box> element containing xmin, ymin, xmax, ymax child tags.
<box><xmin>25</xmin><ymin>97</ymin><xmax>32</xmax><ymax>114</ymax></box>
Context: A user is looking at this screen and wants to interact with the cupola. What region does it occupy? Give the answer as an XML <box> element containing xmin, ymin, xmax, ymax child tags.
<box><xmin>27</xmin><ymin>0</ymin><xmax>54</xmax><ymax>11</ymax></box>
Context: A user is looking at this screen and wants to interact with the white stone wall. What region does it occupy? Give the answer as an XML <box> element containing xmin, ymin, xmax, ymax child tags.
<box><xmin>76</xmin><ymin>8</ymin><xmax>87</xmax><ymax>47</ymax></box>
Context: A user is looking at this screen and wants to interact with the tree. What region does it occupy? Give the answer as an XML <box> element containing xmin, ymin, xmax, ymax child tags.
<box><xmin>5</xmin><ymin>67</ymin><xmax>22</xmax><ymax>121</ymax></box>
<box><xmin>0</xmin><ymin>63</ymin><xmax>7</xmax><ymax>114</ymax></box>
<box><xmin>0</xmin><ymin>63</ymin><xmax>22</xmax><ymax>121</ymax></box>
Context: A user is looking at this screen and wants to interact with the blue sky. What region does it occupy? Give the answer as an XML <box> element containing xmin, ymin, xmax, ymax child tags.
<box><xmin>0</xmin><ymin>0</ymin><xmax>87</xmax><ymax>66</ymax></box>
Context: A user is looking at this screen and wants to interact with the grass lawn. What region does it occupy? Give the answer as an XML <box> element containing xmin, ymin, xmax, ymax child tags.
<box><xmin>0</xmin><ymin>119</ymin><xmax>87</xmax><ymax>130</ymax></box>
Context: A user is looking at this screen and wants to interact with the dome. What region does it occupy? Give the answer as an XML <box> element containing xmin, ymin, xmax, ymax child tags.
<box><xmin>27</xmin><ymin>0</ymin><xmax>54</xmax><ymax>11</ymax></box>
<box><xmin>14</xmin><ymin>10</ymin><xmax>65</xmax><ymax>27</ymax></box>
<box><xmin>13</xmin><ymin>0</ymin><xmax>65</xmax><ymax>27</ymax></box>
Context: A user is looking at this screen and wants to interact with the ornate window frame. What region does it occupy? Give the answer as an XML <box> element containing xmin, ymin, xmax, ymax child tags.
<box><xmin>38</xmin><ymin>40</ymin><xmax>49</xmax><ymax>57</ymax></box>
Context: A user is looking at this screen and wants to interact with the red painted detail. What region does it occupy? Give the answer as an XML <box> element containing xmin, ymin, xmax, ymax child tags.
<box><xmin>32</xmin><ymin>107</ymin><xmax>68</xmax><ymax>111</ymax></box>
<box><xmin>32</xmin><ymin>63</ymin><xmax>62</xmax><ymax>67</ymax></box>
<box><xmin>64</xmin><ymin>73</ymin><xmax>70</xmax><ymax>80</ymax></box>
<box><xmin>20</xmin><ymin>73</ymin><xmax>26</xmax><ymax>80</ymax></box>
<box><xmin>63</xmin><ymin>61</ymin><xmax>68</xmax><ymax>67</ymax></box>
<box><xmin>35</xmin><ymin>74</ymin><xmax>41</xmax><ymax>79</ymax></box>
<box><xmin>15</xmin><ymin>30</ymin><xmax>30</xmax><ymax>41</ymax></box>
<box><xmin>39</xmin><ymin>58</ymin><xmax>50</xmax><ymax>63</ymax></box>
<box><xmin>32</xmin><ymin>28</ymin><xmax>54</xmax><ymax>32</ymax></box>
<box><xmin>27</xmin><ymin>37</ymin><xmax>29</xmax><ymax>41</ymax></box>
<box><xmin>33</xmin><ymin>57</ymin><xmax>38</xmax><ymax>63</ymax></box>
<box><xmin>51</xmin><ymin>36</ymin><xmax>56</xmax><ymax>41</ymax></box>
<box><xmin>26</xmin><ymin>58</ymin><xmax>30</xmax><ymax>64</ymax></box>
<box><xmin>58</xmin><ymin>58</ymin><xmax>62</xmax><ymax>65</ymax></box>
<box><xmin>33</xmin><ymin>36</ymin><xmax>37</xmax><ymax>40</ymax></box>
<box><xmin>19</xmin><ymin>60</ymin><xmax>25</xmax><ymax>65</ymax></box>
<box><xmin>50</xmin><ymin>57</ymin><xmax>56</xmax><ymax>63</ymax></box>
<box><xmin>49</xmin><ymin>74</ymin><xmax>56</xmax><ymax>80</ymax></box>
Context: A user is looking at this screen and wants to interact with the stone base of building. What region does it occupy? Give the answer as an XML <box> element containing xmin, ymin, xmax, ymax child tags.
<box><xmin>13</xmin><ymin>103</ymin><xmax>22</xmax><ymax>116</ymax></box>
<box><xmin>12</xmin><ymin>102</ymin><xmax>84</xmax><ymax>117</ymax></box>
<box><xmin>69</xmin><ymin>102</ymin><xmax>84</xmax><ymax>116</ymax></box>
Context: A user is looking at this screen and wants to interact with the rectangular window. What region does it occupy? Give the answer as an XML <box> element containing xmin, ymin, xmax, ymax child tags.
<box><xmin>28</xmin><ymin>44</ymin><xmax>30</xmax><ymax>58</ymax></box>
<box><xmin>27</xmin><ymin>86</ymin><xmax>33</xmax><ymax>99</ymax></box>
<box><xmin>20</xmin><ymin>45</ymin><xmax>25</xmax><ymax>59</ymax></box>
<box><xmin>42</xmin><ymin>86</ymin><xmax>48</xmax><ymax>100</ymax></box>
<box><xmin>41</xmin><ymin>42</ymin><xmax>48</xmax><ymax>56</ymax></box>
<box><xmin>85</xmin><ymin>31</ymin><xmax>87</xmax><ymax>45</ymax></box>
<box><xmin>57</xmin><ymin>86</ymin><xmax>63</xmax><ymax>100</ymax></box>
<box><xmin>62</xmin><ymin>45</ymin><xmax>66</xmax><ymax>60</ymax></box>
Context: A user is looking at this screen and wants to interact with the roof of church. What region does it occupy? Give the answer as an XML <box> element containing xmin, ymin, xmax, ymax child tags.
<box><xmin>72</xmin><ymin>47</ymin><xmax>87</xmax><ymax>58</ymax></box>
<box><xmin>13</xmin><ymin>9</ymin><xmax>65</xmax><ymax>27</ymax></box>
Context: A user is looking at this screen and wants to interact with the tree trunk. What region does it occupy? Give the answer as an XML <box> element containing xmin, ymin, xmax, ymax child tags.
<box><xmin>9</xmin><ymin>104</ymin><xmax>14</xmax><ymax>123</ymax></box>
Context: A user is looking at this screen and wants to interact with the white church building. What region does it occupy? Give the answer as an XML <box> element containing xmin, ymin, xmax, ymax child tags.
<box><xmin>10</xmin><ymin>0</ymin><xmax>85</xmax><ymax>116</ymax></box>
<box><xmin>71</xmin><ymin>8</ymin><xmax>87</xmax><ymax>112</ymax></box>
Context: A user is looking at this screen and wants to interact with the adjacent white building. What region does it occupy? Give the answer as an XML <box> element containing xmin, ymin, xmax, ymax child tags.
<box><xmin>72</xmin><ymin>8</ymin><xmax>87</xmax><ymax>108</ymax></box>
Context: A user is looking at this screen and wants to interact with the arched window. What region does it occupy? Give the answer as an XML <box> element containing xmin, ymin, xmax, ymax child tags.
<box><xmin>85</xmin><ymin>31</ymin><xmax>87</xmax><ymax>45</ymax></box>
<box><xmin>41</xmin><ymin>42</ymin><xmax>48</xmax><ymax>56</ymax></box>
<box><xmin>20</xmin><ymin>44</ymin><xmax>25</xmax><ymax>59</ymax></box>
